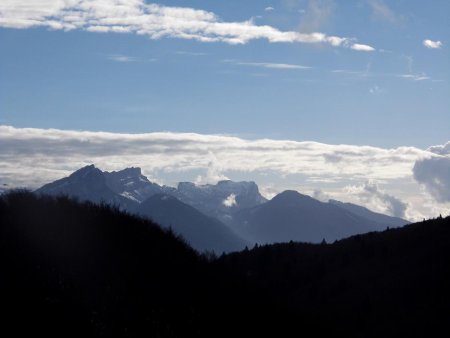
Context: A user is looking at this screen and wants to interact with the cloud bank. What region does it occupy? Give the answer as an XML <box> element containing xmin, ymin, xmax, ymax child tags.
<box><xmin>0</xmin><ymin>125</ymin><xmax>429</xmax><ymax>188</ymax></box>
<box><xmin>0</xmin><ymin>0</ymin><xmax>374</xmax><ymax>50</ymax></box>
<box><xmin>1</xmin><ymin>125</ymin><xmax>448</xmax><ymax>220</ymax></box>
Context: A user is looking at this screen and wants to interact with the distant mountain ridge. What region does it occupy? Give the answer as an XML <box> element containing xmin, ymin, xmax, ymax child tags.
<box><xmin>234</xmin><ymin>190</ymin><xmax>408</xmax><ymax>244</ymax></box>
<box><xmin>34</xmin><ymin>165</ymin><xmax>137</xmax><ymax>210</ymax></box>
<box><xmin>36</xmin><ymin>165</ymin><xmax>409</xmax><ymax>249</ymax></box>
<box><xmin>329</xmin><ymin>199</ymin><xmax>408</xmax><ymax>228</ymax></box>
<box><xmin>36</xmin><ymin>165</ymin><xmax>263</xmax><ymax>253</ymax></box>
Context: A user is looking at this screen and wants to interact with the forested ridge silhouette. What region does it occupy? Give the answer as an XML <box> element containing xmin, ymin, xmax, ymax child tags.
<box><xmin>1</xmin><ymin>191</ymin><xmax>449</xmax><ymax>337</ymax></box>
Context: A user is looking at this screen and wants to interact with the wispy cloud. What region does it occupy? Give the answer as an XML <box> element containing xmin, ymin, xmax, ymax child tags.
<box><xmin>369</xmin><ymin>85</ymin><xmax>383</xmax><ymax>95</ymax></box>
<box><xmin>107</xmin><ymin>54</ymin><xmax>140</xmax><ymax>63</ymax></box>
<box><xmin>176</xmin><ymin>51</ymin><xmax>208</xmax><ymax>56</ymax></box>
<box><xmin>298</xmin><ymin>0</ymin><xmax>336</xmax><ymax>33</ymax></box>
<box><xmin>0</xmin><ymin>0</ymin><xmax>374</xmax><ymax>51</ymax></box>
<box><xmin>332</xmin><ymin>67</ymin><xmax>432</xmax><ymax>82</ymax></box>
<box><xmin>399</xmin><ymin>74</ymin><xmax>430</xmax><ymax>81</ymax></box>
<box><xmin>332</xmin><ymin>69</ymin><xmax>365</xmax><ymax>76</ymax></box>
<box><xmin>107</xmin><ymin>54</ymin><xmax>156</xmax><ymax>63</ymax></box>
<box><xmin>367</xmin><ymin>0</ymin><xmax>399</xmax><ymax>24</ymax></box>
<box><xmin>229</xmin><ymin>61</ymin><xmax>311</xmax><ymax>70</ymax></box>
<box><xmin>423</xmin><ymin>39</ymin><xmax>443</xmax><ymax>49</ymax></box>
<box><xmin>264</xmin><ymin>7</ymin><xmax>275</xmax><ymax>12</ymax></box>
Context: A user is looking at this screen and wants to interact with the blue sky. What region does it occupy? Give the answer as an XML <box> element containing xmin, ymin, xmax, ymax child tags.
<box><xmin>0</xmin><ymin>0</ymin><xmax>449</xmax><ymax>220</ymax></box>
<box><xmin>1</xmin><ymin>0</ymin><xmax>448</xmax><ymax>147</ymax></box>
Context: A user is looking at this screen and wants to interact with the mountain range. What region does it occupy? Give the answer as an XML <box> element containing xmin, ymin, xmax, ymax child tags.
<box><xmin>36</xmin><ymin>165</ymin><xmax>409</xmax><ymax>252</ymax></box>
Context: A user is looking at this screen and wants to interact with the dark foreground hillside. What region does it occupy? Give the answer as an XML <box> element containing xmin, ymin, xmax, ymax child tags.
<box><xmin>1</xmin><ymin>191</ymin><xmax>449</xmax><ymax>337</ymax></box>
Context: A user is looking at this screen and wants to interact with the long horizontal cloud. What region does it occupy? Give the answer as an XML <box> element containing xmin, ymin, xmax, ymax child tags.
<box><xmin>0</xmin><ymin>0</ymin><xmax>374</xmax><ymax>50</ymax></box>
<box><xmin>225</xmin><ymin>60</ymin><xmax>311</xmax><ymax>70</ymax></box>
<box><xmin>0</xmin><ymin>125</ymin><xmax>431</xmax><ymax>189</ymax></box>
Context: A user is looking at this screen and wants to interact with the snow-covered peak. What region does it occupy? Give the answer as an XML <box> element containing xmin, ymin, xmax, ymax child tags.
<box><xmin>36</xmin><ymin>165</ymin><xmax>267</xmax><ymax>222</ymax></box>
<box><xmin>174</xmin><ymin>179</ymin><xmax>267</xmax><ymax>223</ymax></box>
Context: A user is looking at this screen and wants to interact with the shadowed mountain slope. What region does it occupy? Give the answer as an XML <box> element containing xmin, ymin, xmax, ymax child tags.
<box><xmin>329</xmin><ymin>199</ymin><xmax>408</xmax><ymax>228</ymax></box>
<box><xmin>138</xmin><ymin>194</ymin><xmax>248</xmax><ymax>253</ymax></box>
<box><xmin>235</xmin><ymin>190</ymin><xmax>398</xmax><ymax>244</ymax></box>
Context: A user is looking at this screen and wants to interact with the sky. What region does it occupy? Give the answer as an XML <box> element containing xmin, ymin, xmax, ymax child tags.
<box><xmin>0</xmin><ymin>0</ymin><xmax>449</xmax><ymax>221</ymax></box>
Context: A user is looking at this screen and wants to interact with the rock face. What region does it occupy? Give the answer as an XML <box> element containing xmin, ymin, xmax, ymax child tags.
<box><xmin>104</xmin><ymin>167</ymin><xmax>175</xmax><ymax>204</ymax></box>
<box><xmin>174</xmin><ymin>180</ymin><xmax>267</xmax><ymax>224</ymax></box>
<box><xmin>35</xmin><ymin>165</ymin><xmax>136</xmax><ymax>211</ymax></box>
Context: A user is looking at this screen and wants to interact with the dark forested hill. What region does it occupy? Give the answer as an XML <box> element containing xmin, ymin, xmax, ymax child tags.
<box><xmin>1</xmin><ymin>191</ymin><xmax>449</xmax><ymax>338</ymax></box>
<box><xmin>219</xmin><ymin>215</ymin><xmax>450</xmax><ymax>337</ymax></box>
<box><xmin>0</xmin><ymin>191</ymin><xmax>211</xmax><ymax>337</ymax></box>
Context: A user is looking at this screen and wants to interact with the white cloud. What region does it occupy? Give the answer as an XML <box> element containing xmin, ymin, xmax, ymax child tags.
<box><xmin>259</xmin><ymin>185</ymin><xmax>281</xmax><ymax>200</ymax></box>
<box><xmin>107</xmin><ymin>54</ymin><xmax>139</xmax><ymax>62</ymax></box>
<box><xmin>413</xmin><ymin>156</ymin><xmax>450</xmax><ymax>203</ymax></box>
<box><xmin>232</xmin><ymin>61</ymin><xmax>311</xmax><ymax>70</ymax></box>
<box><xmin>399</xmin><ymin>74</ymin><xmax>430</xmax><ymax>81</ymax></box>
<box><xmin>427</xmin><ymin>141</ymin><xmax>450</xmax><ymax>156</ymax></box>
<box><xmin>1</xmin><ymin>125</ymin><xmax>448</xmax><ymax>220</ymax></box>
<box><xmin>0</xmin><ymin>0</ymin><xmax>374</xmax><ymax>51</ymax></box>
<box><xmin>0</xmin><ymin>126</ymin><xmax>430</xmax><ymax>183</ymax></box>
<box><xmin>413</xmin><ymin>142</ymin><xmax>450</xmax><ymax>204</ymax></box>
<box><xmin>0</xmin><ymin>125</ymin><xmax>431</xmax><ymax>186</ymax></box>
<box><xmin>195</xmin><ymin>151</ymin><xmax>228</xmax><ymax>185</ymax></box>
<box><xmin>345</xmin><ymin>182</ymin><xmax>408</xmax><ymax>218</ymax></box>
<box><xmin>223</xmin><ymin>194</ymin><xmax>237</xmax><ymax>207</ymax></box>
<box><xmin>312</xmin><ymin>189</ymin><xmax>331</xmax><ymax>202</ymax></box>
<box><xmin>423</xmin><ymin>39</ymin><xmax>443</xmax><ymax>49</ymax></box>
<box><xmin>264</xmin><ymin>7</ymin><xmax>275</xmax><ymax>12</ymax></box>
<box><xmin>351</xmin><ymin>43</ymin><xmax>375</xmax><ymax>52</ymax></box>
